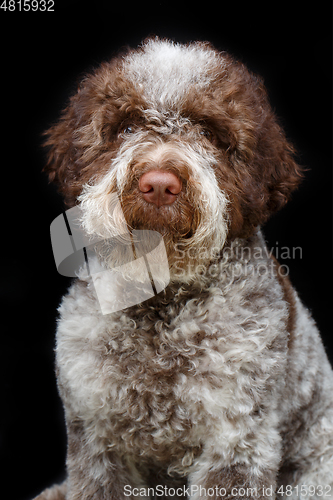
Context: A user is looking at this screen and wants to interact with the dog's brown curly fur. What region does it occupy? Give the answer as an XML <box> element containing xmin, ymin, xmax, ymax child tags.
<box><xmin>36</xmin><ymin>39</ymin><xmax>333</xmax><ymax>500</ymax></box>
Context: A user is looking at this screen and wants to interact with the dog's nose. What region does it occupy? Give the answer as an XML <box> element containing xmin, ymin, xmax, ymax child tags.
<box><xmin>139</xmin><ymin>170</ymin><xmax>182</xmax><ymax>208</ymax></box>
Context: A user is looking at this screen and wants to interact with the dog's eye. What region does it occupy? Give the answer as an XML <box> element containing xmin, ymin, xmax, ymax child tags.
<box><xmin>199</xmin><ymin>129</ymin><xmax>214</xmax><ymax>142</ymax></box>
<box><xmin>120</xmin><ymin>125</ymin><xmax>135</xmax><ymax>135</ymax></box>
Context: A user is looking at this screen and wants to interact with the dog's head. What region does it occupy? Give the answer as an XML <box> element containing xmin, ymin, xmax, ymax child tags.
<box><xmin>44</xmin><ymin>39</ymin><xmax>302</xmax><ymax>282</ymax></box>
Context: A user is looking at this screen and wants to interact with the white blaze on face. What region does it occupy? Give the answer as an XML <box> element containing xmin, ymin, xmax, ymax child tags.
<box><xmin>123</xmin><ymin>39</ymin><xmax>222</xmax><ymax>109</ymax></box>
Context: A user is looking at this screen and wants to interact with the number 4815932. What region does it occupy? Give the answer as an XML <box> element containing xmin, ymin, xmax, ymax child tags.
<box><xmin>0</xmin><ymin>0</ymin><xmax>55</xmax><ymax>11</ymax></box>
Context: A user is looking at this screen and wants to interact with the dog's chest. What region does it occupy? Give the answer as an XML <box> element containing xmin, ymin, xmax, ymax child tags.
<box><xmin>57</xmin><ymin>270</ymin><xmax>287</xmax><ymax>466</ymax></box>
<box><xmin>86</xmin><ymin>310</ymin><xmax>214</xmax><ymax>464</ymax></box>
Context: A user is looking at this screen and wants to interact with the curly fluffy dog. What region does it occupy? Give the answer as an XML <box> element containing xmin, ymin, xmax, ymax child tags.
<box><xmin>36</xmin><ymin>39</ymin><xmax>333</xmax><ymax>499</ymax></box>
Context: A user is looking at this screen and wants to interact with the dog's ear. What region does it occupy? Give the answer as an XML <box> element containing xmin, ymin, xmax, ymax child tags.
<box><xmin>249</xmin><ymin>107</ymin><xmax>304</xmax><ymax>220</ymax></box>
<box><xmin>43</xmin><ymin>77</ymin><xmax>107</xmax><ymax>207</ymax></box>
<box><xmin>220</xmin><ymin>63</ymin><xmax>304</xmax><ymax>237</ymax></box>
<box><xmin>43</xmin><ymin>60</ymin><xmax>125</xmax><ymax>206</ymax></box>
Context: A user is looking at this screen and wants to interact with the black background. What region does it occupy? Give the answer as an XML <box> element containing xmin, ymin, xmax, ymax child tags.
<box><xmin>0</xmin><ymin>2</ymin><xmax>332</xmax><ymax>499</ymax></box>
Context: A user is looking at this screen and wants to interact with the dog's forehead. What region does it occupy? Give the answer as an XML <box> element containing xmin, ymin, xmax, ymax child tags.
<box><xmin>122</xmin><ymin>39</ymin><xmax>222</xmax><ymax>108</ymax></box>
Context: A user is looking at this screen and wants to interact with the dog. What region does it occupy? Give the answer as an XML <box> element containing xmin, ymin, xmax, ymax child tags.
<box><xmin>36</xmin><ymin>39</ymin><xmax>333</xmax><ymax>499</ymax></box>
